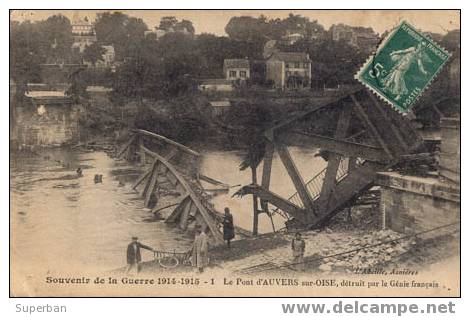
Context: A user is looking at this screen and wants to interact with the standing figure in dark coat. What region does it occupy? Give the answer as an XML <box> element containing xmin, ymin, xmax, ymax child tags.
<box><xmin>222</xmin><ymin>207</ymin><xmax>235</xmax><ymax>249</ymax></box>
<box><xmin>126</xmin><ymin>236</ymin><xmax>154</xmax><ymax>274</ymax></box>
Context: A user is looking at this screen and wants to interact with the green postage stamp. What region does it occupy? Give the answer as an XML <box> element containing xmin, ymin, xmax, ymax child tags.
<box><xmin>355</xmin><ymin>21</ymin><xmax>451</xmax><ymax>114</ymax></box>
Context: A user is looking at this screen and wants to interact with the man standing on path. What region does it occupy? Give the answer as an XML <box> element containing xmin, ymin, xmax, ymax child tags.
<box><xmin>291</xmin><ymin>232</ymin><xmax>306</xmax><ymax>271</ymax></box>
<box><xmin>126</xmin><ymin>236</ymin><xmax>154</xmax><ymax>274</ymax></box>
<box><xmin>222</xmin><ymin>207</ymin><xmax>235</xmax><ymax>249</ymax></box>
<box><xmin>192</xmin><ymin>226</ymin><xmax>209</xmax><ymax>273</ymax></box>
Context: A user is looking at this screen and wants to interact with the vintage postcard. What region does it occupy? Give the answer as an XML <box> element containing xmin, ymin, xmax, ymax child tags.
<box><xmin>10</xmin><ymin>10</ymin><xmax>460</xmax><ymax>297</ymax></box>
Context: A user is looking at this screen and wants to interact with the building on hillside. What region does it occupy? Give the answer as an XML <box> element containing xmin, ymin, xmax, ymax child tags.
<box><xmin>100</xmin><ymin>45</ymin><xmax>115</xmax><ymax>67</ymax></box>
<box><xmin>152</xmin><ymin>25</ymin><xmax>192</xmax><ymax>40</ymax></box>
<box><xmin>198</xmin><ymin>79</ymin><xmax>234</xmax><ymax>92</ymax></box>
<box><xmin>209</xmin><ymin>100</ymin><xmax>231</xmax><ymax>116</ymax></box>
<box><xmin>330</xmin><ymin>24</ymin><xmax>379</xmax><ymax>53</ymax></box>
<box><xmin>263</xmin><ymin>40</ymin><xmax>280</xmax><ymax>59</ymax></box>
<box><xmin>16</xmin><ymin>91</ymin><xmax>79</xmax><ymax>147</ymax></box>
<box><xmin>86</xmin><ymin>86</ymin><xmax>113</xmax><ymax>112</ymax></box>
<box><xmin>282</xmin><ymin>31</ymin><xmax>303</xmax><ymax>45</ymax></box>
<box><xmin>71</xmin><ymin>12</ymin><xmax>97</xmax><ymax>53</ymax></box>
<box><xmin>266</xmin><ymin>52</ymin><xmax>311</xmax><ymax>90</ymax></box>
<box><xmin>279</xmin><ymin>27</ymin><xmax>325</xmax><ymax>46</ymax></box>
<box><xmin>223</xmin><ymin>59</ymin><xmax>250</xmax><ymax>81</ymax></box>
<box><xmin>155</xmin><ymin>29</ymin><xmax>167</xmax><ymax>39</ymax></box>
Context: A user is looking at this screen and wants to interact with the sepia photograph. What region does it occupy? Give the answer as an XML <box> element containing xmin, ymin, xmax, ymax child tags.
<box><xmin>9</xmin><ymin>9</ymin><xmax>460</xmax><ymax>297</ymax></box>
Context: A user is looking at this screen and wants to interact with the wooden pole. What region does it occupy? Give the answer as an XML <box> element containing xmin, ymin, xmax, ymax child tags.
<box><xmin>261</xmin><ymin>142</ymin><xmax>274</xmax><ymax>213</ymax></box>
<box><xmin>318</xmin><ymin>105</ymin><xmax>352</xmax><ymax>210</ymax></box>
<box><xmin>251</xmin><ymin>163</ymin><xmax>259</xmax><ymax>235</ymax></box>
<box><xmin>275</xmin><ymin>143</ymin><xmax>315</xmax><ymax>212</ymax></box>
<box><xmin>138</xmin><ymin>136</ymin><xmax>145</xmax><ymax>165</ymax></box>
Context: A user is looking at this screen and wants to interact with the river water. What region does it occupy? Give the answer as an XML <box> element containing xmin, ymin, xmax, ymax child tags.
<box><xmin>10</xmin><ymin>146</ymin><xmax>324</xmax><ymax>273</ymax></box>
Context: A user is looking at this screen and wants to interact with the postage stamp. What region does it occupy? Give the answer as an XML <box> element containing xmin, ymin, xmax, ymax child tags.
<box><xmin>355</xmin><ymin>21</ymin><xmax>451</xmax><ymax>114</ymax></box>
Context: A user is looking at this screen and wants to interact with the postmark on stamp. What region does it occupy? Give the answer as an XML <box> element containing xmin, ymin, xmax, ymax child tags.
<box><xmin>355</xmin><ymin>21</ymin><xmax>451</xmax><ymax>114</ymax></box>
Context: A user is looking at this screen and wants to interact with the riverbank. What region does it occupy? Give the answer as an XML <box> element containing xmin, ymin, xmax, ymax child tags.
<box><xmin>131</xmin><ymin>199</ymin><xmax>459</xmax><ymax>277</ymax></box>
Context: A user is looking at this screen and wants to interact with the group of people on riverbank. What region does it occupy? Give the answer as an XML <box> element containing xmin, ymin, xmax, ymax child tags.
<box><xmin>125</xmin><ymin>206</ymin><xmax>308</xmax><ymax>274</ymax></box>
<box><xmin>125</xmin><ymin>207</ymin><xmax>235</xmax><ymax>274</ymax></box>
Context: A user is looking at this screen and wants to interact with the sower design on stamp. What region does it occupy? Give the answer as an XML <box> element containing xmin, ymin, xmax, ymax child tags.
<box><xmin>355</xmin><ymin>21</ymin><xmax>451</xmax><ymax>114</ymax></box>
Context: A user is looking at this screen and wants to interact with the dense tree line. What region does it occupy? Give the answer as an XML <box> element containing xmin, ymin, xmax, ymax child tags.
<box><xmin>10</xmin><ymin>15</ymin><xmax>75</xmax><ymax>83</ymax></box>
<box><xmin>11</xmin><ymin>12</ymin><xmax>460</xmax><ymax>96</ymax></box>
<box><xmin>225</xmin><ymin>13</ymin><xmax>325</xmax><ymax>43</ymax></box>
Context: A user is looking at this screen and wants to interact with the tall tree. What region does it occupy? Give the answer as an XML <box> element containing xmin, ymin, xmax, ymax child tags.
<box><xmin>83</xmin><ymin>43</ymin><xmax>106</xmax><ymax>66</ymax></box>
<box><xmin>94</xmin><ymin>12</ymin><xmax>148</xmax><ymax>60</ymax></box>
<box><xmin>39</xmin><ymin>14</ymin><xmax>73</xmax><ymax>63</ymax></box>
<box><xmin>225</xmin><ymin>16</ymin><xmax>270</xmax><ymax>43</ymax></box>
<box><xmin>158</xmin><ymin>16</ymin><xmax>178</xmax><ymax>31</ymax></box>
<box><xmin>112</xmin><ymin>30</ymin><xmax>201</xmax><ymax>101</ymax></box>
<box><xmin>195</xmin><ymin>33</ymin><xmax>262</xmax><ymax>77</ymax></box>
<box><xmin>10</xmin><ymin>20</ymin><xmax>47</xmax><ymax>83</ymax></box>
<box><xmin>177</xmin><ymin>19</ymin><xmax>195</xmax><ymax>34</ymax></box>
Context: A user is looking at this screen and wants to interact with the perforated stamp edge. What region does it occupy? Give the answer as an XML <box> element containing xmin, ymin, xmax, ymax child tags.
<box><xmin>354</xmin><ymin>21</ymin><xmax>452</xmax><ymax>116</ymax></box>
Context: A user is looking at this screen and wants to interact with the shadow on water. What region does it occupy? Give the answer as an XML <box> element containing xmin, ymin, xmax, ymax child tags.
<box><xmin>52</xmin><ymin>183</ymin><xmax>80</xmax><ymax>189</ymax></box>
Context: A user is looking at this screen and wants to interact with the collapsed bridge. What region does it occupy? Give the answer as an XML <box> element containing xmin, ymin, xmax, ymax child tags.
<box><xmin>234</xmin><ymin>88</ymin><xmax>424</xmax><ymax>231</ymax></box>
<box><xmin>117</xmin><ymin>87</ymin><xmax>425</xmax><ymax>241</ymax></box>
<box><xmin>117</xmin><ymin>128</ymin><xmax>251</xmax><ymax>245</ymax></box>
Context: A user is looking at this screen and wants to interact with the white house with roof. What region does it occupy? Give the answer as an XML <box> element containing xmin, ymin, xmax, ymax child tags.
<box><xmin>266</xmin><ymin>52</ymin><xmax>312</xmax><ymax>90</ymax></box>
<box><xmin>223</xmin><ymin>59</ymin><xmax>250</xmax><ymax>81</ymax></box>
<box><xmin>71</xmin><ymin>12</ymin><xmax>97</xmax><ymax>53</ymax></box>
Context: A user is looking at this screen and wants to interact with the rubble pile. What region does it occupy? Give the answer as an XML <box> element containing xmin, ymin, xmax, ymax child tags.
<box><xmin>329</xmin><ymin>205</ymin><xmax>382</xmax><ymax>231</ymax></box>
<box><xmin>315</xmin><ymin>230</ymin><xmax>416</xmax><ymax>273</ymax></box>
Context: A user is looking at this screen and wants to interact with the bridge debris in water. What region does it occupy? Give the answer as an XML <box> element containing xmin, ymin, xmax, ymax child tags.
<box><xmin>233</xmin><ymin>88</ymin><xmax>425</xmax><ymax>231</ymax></box>
<box><xmin>118</xmin><ymin>129</ymin><xmax>250</xmax><ymax>245</ymax></box>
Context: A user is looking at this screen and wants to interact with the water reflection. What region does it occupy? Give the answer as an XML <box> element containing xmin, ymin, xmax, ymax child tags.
<box><xmin>10</xmin><ymin>146</ymin><xmax>325</xmax><ymax>274</ymax></box>
<box><xmin>10</xmin><ymin>149</ymin><xmax>193</xmax><ymax>273</ymax></box>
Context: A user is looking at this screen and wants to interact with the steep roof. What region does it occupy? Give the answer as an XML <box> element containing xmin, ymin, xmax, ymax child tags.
<box><xmin>269</xmin><ymin>52</ymin><xmax>310</xmax><ymax>63</ymax></box>
<box><xmin>224</xmin><ymin>59</ymin><xmax>250</xmax><ymax>69</ymax></box>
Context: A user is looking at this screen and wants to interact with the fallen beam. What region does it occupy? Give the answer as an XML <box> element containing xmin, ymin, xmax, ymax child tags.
<box><xmin>141</xmin><ymin>145</ymin><xmax>224</xmax><ymax>245</ymax></box>
<box><xmin>133</xmin><ymin>129</ymin><xmax>201</xmax><ymax>158</ymax></box>
<box><xmin>275</xmin><ymin>143</ymin><xmax>316</xmax><ymax>213</ymax></box>
<box><xmin>132</xmin><ymin>166</ymin><xmax>152</xmax><ymax>190</ymax></box>
<box><xmin>278</xmin><ymin>131</ymin><xmax>389</xmax><ymax>162</ymax></box>
<box><xmin>198</xmin><ymin>174</ymin><xmax>229</xmax><ymax>188</ymax></box>
<box><xmin>116</xmin><ymin>135</ymin><xmax>137</xmax><ymax>158</ymax></box>
<box><xmin>144</xmin><ymin>160</ymin><xmax>160</xmax><ymax>207</ymax></box>
<box><xmin>233</xmin><ymin>184</ymin><xmax>308</xmax><ymax>223</ymax></box>
<box><xmin>318</xmin><ymin>104</ymin><xmax>352</xmax><ymax>210</ymax></box>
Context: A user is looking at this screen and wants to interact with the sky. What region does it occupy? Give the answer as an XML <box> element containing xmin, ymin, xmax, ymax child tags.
<box><xmin>11</xmin><ymin>10</ymin><xmax>460</xmax><ymax>36</ymax></box>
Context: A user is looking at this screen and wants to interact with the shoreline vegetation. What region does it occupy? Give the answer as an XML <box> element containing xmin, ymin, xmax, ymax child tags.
<box><xmin>11</xmin><ymin>12</ymin><xmax>460</xmax><ymax>153</ymax></box>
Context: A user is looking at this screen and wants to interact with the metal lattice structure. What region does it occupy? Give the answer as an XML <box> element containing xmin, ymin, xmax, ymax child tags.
<box><xmin>235</xmin><ymin>88</ymin><xmax>424</xmax><ymax>230</ymax></box>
